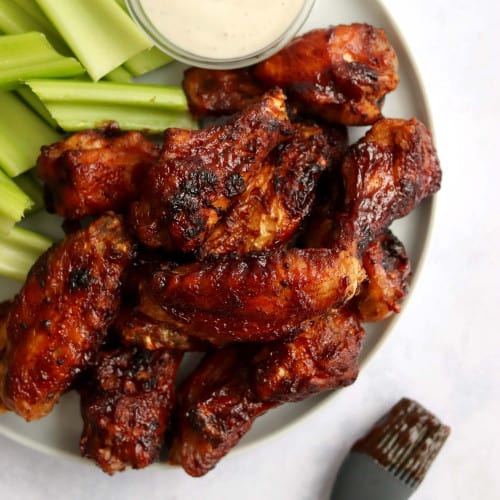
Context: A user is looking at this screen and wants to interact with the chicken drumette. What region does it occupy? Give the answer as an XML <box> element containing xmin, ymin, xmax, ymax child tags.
<box><xmin>303</xmin><ymin>117</ymin><xmax>442</xmax><ymax>249</ymax></box>
<box><xmin>0</xmin><ymin>214</ymin><xmax>133</xmax><ymax>421</ymax></box>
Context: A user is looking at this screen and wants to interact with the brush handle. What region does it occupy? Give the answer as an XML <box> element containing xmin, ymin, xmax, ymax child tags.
<box><xmin>330</xmin><ymin>452</ymin><xmax>416</xmax><ymax>500</ymax></box>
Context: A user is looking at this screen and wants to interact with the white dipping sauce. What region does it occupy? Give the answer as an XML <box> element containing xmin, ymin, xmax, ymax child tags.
<box><xmin>140</xmin><ymin>0</ymin><xmax>306</xmax><ymax>59</ymax></box>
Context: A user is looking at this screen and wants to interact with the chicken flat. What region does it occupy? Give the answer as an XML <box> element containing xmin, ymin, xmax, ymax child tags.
<box><xmin>169</xmin><ymin>309</ymin><xmax>364</xmax><ymax>476</ymax></box>
<box><xmin>37</xmin><ymin>125</ymin><xmax>159</xmax><ymax>220</ymax></box>
<box><xmin>80</xmin><ymin>346</ymin><xmax>182</xmax><ymax>474</ymax></box>
<box><xmin>0</xmin><ymin>214</ymin><xmax>133</xmax><ymax>421</ymax></box>
<box><xmin>137</xmin><ymin>247</ymin><xmax>365</xmax><ymax>343</ymax></box>
<box><xmin>129</xmin><ymin>88</ymin><xmax>292</xmax><ymax>252</ymax></box>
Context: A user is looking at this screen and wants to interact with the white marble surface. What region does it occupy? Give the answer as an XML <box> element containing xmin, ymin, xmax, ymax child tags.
<box><xmin>1</xmin><ymin>0</ymin><xmax>499</xmax><ymax>498</ymax></box>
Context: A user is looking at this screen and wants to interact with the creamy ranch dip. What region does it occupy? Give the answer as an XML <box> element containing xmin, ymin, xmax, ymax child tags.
<box><xmin>140</xmin><ymin>0</ymin><xmax>306</xmax><ymax>59</ymax></box>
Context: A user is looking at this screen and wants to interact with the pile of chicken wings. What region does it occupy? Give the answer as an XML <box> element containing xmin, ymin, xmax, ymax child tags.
<box><xmin>0</xmin><ymin>24</ymin><xmax>440</xmax><ymax>476</ymax></box>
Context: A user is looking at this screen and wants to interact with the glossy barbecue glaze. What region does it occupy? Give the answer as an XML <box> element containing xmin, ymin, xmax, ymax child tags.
<box><xmin>1</xmin><ymin>214</ymin><xmax>133</xmax><ymax>421</ymax></box>
<box><xmin>37</xmin><ymin>125</ymin><xmax>159</xmax><ymax>219</ymax></box>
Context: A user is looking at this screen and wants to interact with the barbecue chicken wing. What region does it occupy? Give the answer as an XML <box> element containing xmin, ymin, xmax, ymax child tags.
<box><xmin>37</xmin><ymin>125</ymin><xmax>159</xmax><ymax>220</ymax></box>
<box><xmin>129</xmin><ymin>89</ymin><xmax>292</xmax><ymax>252</ymax></box>
<box><xmin>169</xmin><ymin>309</ymin><xmax>364</xmax><ymax>476</ymax></box>
<box><xmin>302</xmin><ymin>117</ymin><xmax>441</xmax><ymax>250</ymax></box>
<box><xmin>199</xmin><ymin>122</ymin><xmax>347</xmax><ymax>258</ymax></box>
<box><xmin>80</xmin><ymin>346</ymin><xmax>182</xmax><ymax>474</ymax></box>
<box><xmin>183</xmin><ymin>24</ymin><xmax>399</xmax><ymax>125</ymax></box>
<box><xmin>354</xmin><ymin>229</ymin><xmax>411</xmax><ymax>322</ymax></box>
<box><xmin>138</xmin><ymin>247</ymin><xmax>365</xmax><ymax>344</ymax></box>
<box><xmin>0</xmin><ymin>214</ymin><xmax>133</xmax><ymax>421</ymax></box>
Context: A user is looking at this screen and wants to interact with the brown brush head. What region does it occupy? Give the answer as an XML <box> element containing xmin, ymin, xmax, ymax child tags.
<box><xmin>352</xmin><ymin>398</ymin><xmax>451</xmax><ymax>488</ymax></box>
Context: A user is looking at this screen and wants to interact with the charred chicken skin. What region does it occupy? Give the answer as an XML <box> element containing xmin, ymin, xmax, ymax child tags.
<box><xmin>182</xmin><ymin>24</ymin><xmax>399</xmax><ymax>125</ymax></box>
<box><xmin>302</xmin><ymin>117</ymin><xmax>441</xmax><ymax>250</ymax></box>
<box><xmin>168</xmin><ymin>345</ymin><xmax>274</xmax><ymax>477</ymax></box>
<box><xmin>80</xmin><ymin>346</ymin><xmax>182</xmax><ymax>474</ymax></box>
<box><xmin>129</xmin><ymin>88</ymin><xmax>292</xmax><ymax>252</ymax></box>
<box><xmin>137</xmin><ymin>247</ymin><xmax>365</xmax><ymax>343</ymax></box>
<box><xmin>199</xmin><ymin>121</ymin><xmax>347</xmax><ymax>258</ymax></box>
<box><xmin>339</xmin><ymin>117</ymin><xmax>441</xmax><ymax>247</ymax></box>
<box><xmin>169</xmin><ymin>309</ymin><xmax>364</xmax><ymax>476</ymax></box>
<box><xmin>255</xmin><ymin>24</ymin><xmax>399</xmax><ymax>125</ymax></box>
<box><xmin>37</xmin><ymin>125</ymin><xmax>159</xmax><ymax>220</ymax></box>
<box><xmin>0</xmin><ymin>214</ymin><xmax>133</xmax><ymax>421</ymax></box>
<box><xmin>354</xmin><ymin>229</ymin><xmax>411</xmax><ymax>322</ymax></box>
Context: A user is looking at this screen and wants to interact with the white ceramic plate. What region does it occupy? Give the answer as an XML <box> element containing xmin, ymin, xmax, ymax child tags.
<box><xmin>0</xmin><ymin>0</ymin><xmax>435</xmax><ymax>464</ymax></box>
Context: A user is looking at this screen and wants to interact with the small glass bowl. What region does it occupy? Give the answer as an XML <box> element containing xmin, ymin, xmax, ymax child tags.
<box><xmin>125</xmin><ymin>0</ymin><xmax>316</xmax><ymax>69</ymax></box>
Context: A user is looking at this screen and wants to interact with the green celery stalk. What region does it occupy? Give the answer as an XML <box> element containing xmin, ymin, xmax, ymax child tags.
<box><xmin>124</xmin><ymin>47</ymin><xmax>174</xmax><ymax>77</ymax></box>
<box><xmin>0</xmin><ymin>224</ymin><xmax>52</xmax><ymax>281</ymax></box>
<box><xmin>16</xmin><ymin>84</ymin><xmax>59</xmax><ymax>127</ymax></box>
<box><xmin>0</xmin><ymin>169</ymin><xmax>33</xmax><ymax>234</ymax></box>
<box><xmin>0</xmin><ymin>91</ymin><xmax>61</xmax><ymax>176</ymax></box>
<box><xmin>0</xmin><ymin>0</ymin><xmax>69</xmax><ymax>54</ymax></box>
<box><xmin>34</xmin><ymin>0</ymin><xmax>152</xmax><ymax>81</ymax></box>
<box><xmin>25</xmin><ymin>79</ymin><xmax>197</xmax><ymax>133</ymax></box>
<box><xmin>0</xmin><ymin>32</ymin><xmax>84</xmax><ymax>90</ymax></box>
<box><xmin>104</xmin><ymin>66</ymin><xmax>133</xmax><ymax>83</ymax></box>
<box><xmin>12</xmin><ymin>0</ymin><xmax>49</xmax><ymax>26</ymax></box>
<box><xmin>14</xmin><ymin>170</ymin><xmax>44</xmax><ymax>213</ymax></box>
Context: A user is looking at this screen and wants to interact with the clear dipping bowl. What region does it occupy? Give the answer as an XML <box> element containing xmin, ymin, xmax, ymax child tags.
<box><xmin>126</xmin><ymin>0</ymin><xmax>316</xmax><ymax>69</ymax></box>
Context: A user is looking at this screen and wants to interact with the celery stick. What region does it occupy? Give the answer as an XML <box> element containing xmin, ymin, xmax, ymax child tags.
<box><xmin>0</xmin><ymin>225</ymin><xmax>52</xmax><ymax>281</ymax></box>
<box><xmin>0</xmin><ymin>169</ymin><xmax>33</xmax><ymax>234</ymax></box>
<box><xmin>0</xmin><ymin>91</ymin><xmax>61</xmax><ymax>176</ymax></box>
<box><xmin>0</xmin><ymin>32</ymin><xmax>84</xmax><ymax>90</ymax></box>
<box><xmin>124</xmin><ymin>47</ymin><xmax>174</xmax><ymax>77</ymax></box>
<box><xmin>104</xmin><ymin>66</ymin><xmax>133</xmax><ymax>83</ymax></box>
<box><xmin>0</xmin><ymin>0</ymin><xmax>69</xmax><ymax>54</ymax></box>
<box><xmin>14</xmin><ymin>170</ymin><xmax>44</xmax><ymax>213</ymax></box>
<box><xmin>34</xmin><ymin>0</ymin><xmax>152</xmax><ymax>81</ymax></box>
<box><xmin>16</xmin><ymin>85</ymin><xmax>59</xmax><ymax>127</ymax></box>
<box><xmin>25</xmin><ymin>79</ymin><xmax>196</xmax><ymax>133</ymax></box>
<box><xmin>12</xmin><ymin>0</ymin><xmax>49</xmax><ymax>26</ymax></box>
